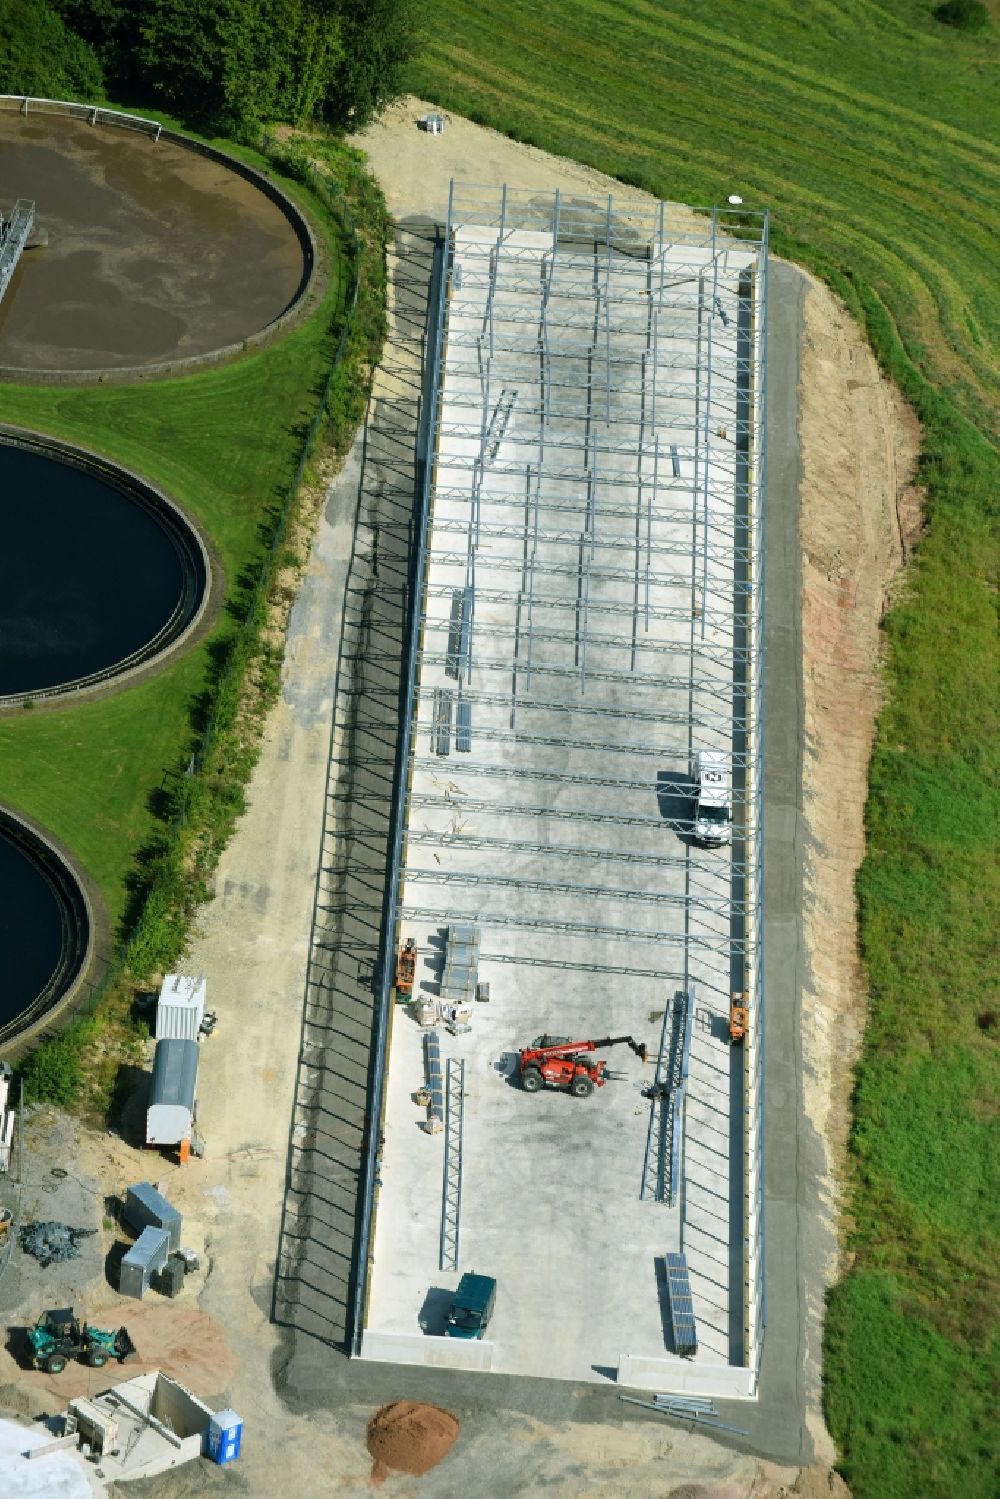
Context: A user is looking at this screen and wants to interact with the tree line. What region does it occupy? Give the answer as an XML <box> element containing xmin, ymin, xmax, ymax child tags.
<box><xmin>0</xmin><ymin>0</ymin><xmax>419</xmax><ymax>133</ymax></box>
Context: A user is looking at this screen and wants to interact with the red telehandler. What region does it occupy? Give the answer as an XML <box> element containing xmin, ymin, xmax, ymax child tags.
<box><xmin>516</xmin><ymin>1034</ymin><xmax>649</xmax><ymax>1098</ymax></box>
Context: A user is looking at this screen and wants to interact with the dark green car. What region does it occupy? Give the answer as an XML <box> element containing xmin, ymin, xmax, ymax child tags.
<box><xmin>445</xmin><ymin>1273</ymin><xmax>497</xmax><ymax>1339</ymax></box>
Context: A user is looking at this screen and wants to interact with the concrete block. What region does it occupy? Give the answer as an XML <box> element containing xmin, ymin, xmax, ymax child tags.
<box><xmin>617</xmin><ymin>1354</ymin><xmax>756</xmax><ymax>1398</ymax></box>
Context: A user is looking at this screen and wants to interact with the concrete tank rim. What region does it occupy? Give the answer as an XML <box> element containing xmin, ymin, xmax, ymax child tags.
<box><xmin>0</xmin><ymin>99</ymin><xmax>324</xmax><ymax>384</ymax></box>
<box><xmin>0</xmin><ymin>422</ymin><xmax>223</xmax><ymax>712</ymax></box>
<box><xmin>0</xmin><ymin>800</ymin><xmax>110</xmax><ymax>1060</ymax></box>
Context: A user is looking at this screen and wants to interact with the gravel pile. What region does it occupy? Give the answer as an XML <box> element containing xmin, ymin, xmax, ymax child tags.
<box><xmin>366</xmin><ymin>1401</ymin><xmax>460</xmax><ymax>1484</ymax></box>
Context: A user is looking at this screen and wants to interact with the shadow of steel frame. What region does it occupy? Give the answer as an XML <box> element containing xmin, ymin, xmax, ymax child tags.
<box><xmin>348</xmin><ymin>220</ymin><xmax>450</xmax><ymax>1354</ymax></box>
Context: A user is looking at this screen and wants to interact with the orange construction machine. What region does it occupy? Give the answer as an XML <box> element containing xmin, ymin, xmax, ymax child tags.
<box><xmin>516</xmin><ymin>1034</ymin><xmax>649</xmax><ymax>1099</ymax></box>
<box><xmin>395</xmin><ymin>938</ymin><xmax>417</xmax><ymax>996</ymax></box>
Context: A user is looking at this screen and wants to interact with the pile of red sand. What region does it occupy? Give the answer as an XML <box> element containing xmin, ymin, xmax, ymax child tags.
<box><xmin>366</xmin><ymin>1400</ymin><xmax>460</xmax><ymax>1484</ymax></box>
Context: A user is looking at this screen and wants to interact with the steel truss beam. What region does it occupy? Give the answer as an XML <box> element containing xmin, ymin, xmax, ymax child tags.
<box><xmin>419</xmin><ymin>582</ymin><xmax>750</xmax><ymax>647</ymax></box>
<box><xmin>480</xmin><ymin>948</ymin><xmax>715</xmax><ymax>986</ymax></box>
<box><xmin>402</xmin><ymin>793</ymin><xmax>761</xmax><ymax>852</ymax></box>
<box><xmin>430</xmin><ymin>455</ymin><xmax>753</xmax><ymax>503</ymax></box>
<box><xmin>413</xmin><ymin>620</ymin><xmax>736</xmax><ymax>677</ymax></box>
<box><xmin>430</xmin><ymin>480</ymin><xmax>754</xmax><ymax>523</ymax></box>
<box><xmin>440</xmin><ymin>1059</ymin><xmax>465</xmax><ymax>1272</ymax></box>
<box><xmin>408</xmin><ymin>654</ymin><xmax>738</xmax><ymax>701</ymax></box>
<box><xmin>352</xmin><ymin>682</ymin><xmax>757</xmax><ymax>731</ymax></box>
<box><xmin>404</xmin><ymin>718</ymin><xmax>724</xmax><ymax>760</ymax></box>
<box><xmin>424</xmin><ymin>549</ymin><xmax>738</xmax><ymax>610</ymax></box>
<box><xmin>403</xmin><ymin>866</ymin><xmax>732</xmax><ymax>920</ymax></box>
<box><xmin>422</xmin><ymin>514</ymin><xmax>751</xmax><ymax>567</ymax></box>
<box><xmin>399</xmin><ymin>903</ymin><xmax>736</xmax><ymax>953</ymax></box>
<box><xmin>403</xmin><ymin>829</ymin><xmax>729</xmax><ymax>894</ymax></box>
<box><xmin>434</xmin><ymin>418</ymin><xmax>739</xmax><ymax>460</ymax></box>
<box><xmin>435</xmin><ymin>364</ymin><xmax>745</xmax><ymax>412</ymax></box>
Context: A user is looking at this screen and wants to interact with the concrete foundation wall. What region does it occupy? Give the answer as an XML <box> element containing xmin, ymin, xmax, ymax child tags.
<box><xmin>361</xmin><ymin>1330</ymin><xmax>495</xmax><ymax>1372</ymax></box>
<box><xmin>151</xmin><ymin>1373</ymin><xmax>212</xmax><ymax>1440</ymax></box>
<box><xmin>617</xmin><ymin>1354</ymin><xmax>755</xmax><ymax>1398</ymax></box>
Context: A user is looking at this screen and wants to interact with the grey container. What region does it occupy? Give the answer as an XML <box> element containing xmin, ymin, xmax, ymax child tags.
<box><xmin>120</xmin><ymin>1225</ymin><xmax>170</xmax><ymax>1300</ymax></box>
<box><xmin>124</xmin><ymin>1182</ymin><xmax>182</xmax><ymax>1251</ymax></box>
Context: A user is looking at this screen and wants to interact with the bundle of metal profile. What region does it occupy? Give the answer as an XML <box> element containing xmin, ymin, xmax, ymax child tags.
<box><xmin>440</xmin><ymin>922</ymin><xmax>480</xmax><ymax>1005</ymax></box>
<box><xmin>663</xmin><ymin>1251</ymin><xmax>698</xmax><ymax>1356</ymax></box>
<box><xmin>423</xmin><ymin>1030</ymin><xmax>444</xmax><ymax>1129</ymax></box>
<box><xmin>432</xmin><ymin>688</ymin><xmax>453</xmax><ymax>755</ymax></box>
<box><xmin>618</xmin><ymin>1394</ymin><xmax>748</xmax><ymax>1436</ymax></box>
<box><xmin>653</xmin><ymin>1394</ymin><xmax>716</xmax><ymax>1414</ymax></box>
<box><xmin>445</xmin><ymin>586</ymin><xmax>474</xmax><ymax>679</ymax></box>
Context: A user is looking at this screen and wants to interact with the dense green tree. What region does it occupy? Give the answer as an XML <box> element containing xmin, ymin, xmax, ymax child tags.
<box><xmin>3</xmin><ymin>0</ymin><xmax>418</xmax><ymax>132</ymax></box>
<box><xmin>136</xmin><ymin>0</ymin><xmax>230</xmax><ymax>122</ymax></box>
<box><xmin>0</xmin><ymin>0</ymin><xmax>104</xmax><ymax>100</ymax></box>
<box><xmin>51</xmin><ymin>1</ymin><xmax>142</xmax><ymax>91</ymax></box>
<box><xmin>324</xmin><ymin>0</ymin><xmax>420</xmax><ymax>129</ymax></box>
<box><xmin>136</xmin><ymin>0</ymin><xmax>344</xmax><ymax>131</ymax></box>
<box><xmin>221</xmin><ymin>0</ymin><xmax>343</xmax><ymax>129</ymax></box>
<box><xmin>934</xmin><ymin>0</ymin><xmax>989</xmax><ymax>31</ymax></box>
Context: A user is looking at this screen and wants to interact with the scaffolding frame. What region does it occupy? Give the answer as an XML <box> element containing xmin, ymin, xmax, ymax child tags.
<box><xmin>367</xmin><ymin>183</ymin><xmax>768</xmax><ymax>1383</ymax></box>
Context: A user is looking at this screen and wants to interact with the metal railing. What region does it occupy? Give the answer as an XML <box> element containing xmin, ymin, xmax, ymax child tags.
<box><xmin>0</xmin><ymin>95</ymin><xmax>163</xmax><ymax>138</ymax></box>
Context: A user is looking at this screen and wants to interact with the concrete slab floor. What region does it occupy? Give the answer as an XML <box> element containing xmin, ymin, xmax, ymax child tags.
<box><xmin>365</xmin><ymin>195</ymin><xmax>766</xmax><ymax>1390</ymax></box>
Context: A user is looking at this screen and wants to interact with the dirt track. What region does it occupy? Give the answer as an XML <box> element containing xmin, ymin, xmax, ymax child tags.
<box><xmin>799</xmin><ymin>273</ymin><xmax>922</xmax><ymax>1181</ymax></box>
<box><xmin>795</xmin><ymin>274</ymin><xmax>921</xmax><ymax>1469</ymax></box>
<box><xmin>0</xmin><ymin>99</ymin><xmax>918</xmax><ymax>1499</ymax></box>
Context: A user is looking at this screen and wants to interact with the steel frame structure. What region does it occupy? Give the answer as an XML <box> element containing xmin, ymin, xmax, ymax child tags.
<box><xmin>363</xmin><ymin>184</ymin><xmax>768</xmax><ymax>1384</ymax></box>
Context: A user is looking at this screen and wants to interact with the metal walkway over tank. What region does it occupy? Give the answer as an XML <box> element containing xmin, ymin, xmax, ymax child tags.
<box><xmin>0</xmin><ymin>199</ymin><xmax>35</xmax><ymax>303</ymax></box>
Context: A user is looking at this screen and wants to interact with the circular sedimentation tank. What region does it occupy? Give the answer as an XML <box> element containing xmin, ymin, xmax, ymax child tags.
<box><xmin>0</xmin><ymin>809</ymin><xmax>91</xmax><ymax>1038</ymax></box>
<box><xmin>0</xmin><ymin>432</ymin><xmax>211</xmax><ymax>703</ymax></box>
<box><xmin>0</xmin><ymin>112</ymin><xmax>313</xmax><ymax>376</ymax></box>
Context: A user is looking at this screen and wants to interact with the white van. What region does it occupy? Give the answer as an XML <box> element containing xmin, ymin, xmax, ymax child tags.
<box><xmin>693</xmin><ymin>751</ymin><xmax>732</xmax><ymax>847</ymax></box>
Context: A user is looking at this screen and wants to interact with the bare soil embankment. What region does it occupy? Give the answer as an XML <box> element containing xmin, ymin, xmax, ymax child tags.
<box><xmin>796</xmin><ymin>274</ymin><xmax>922</xmax><ymax>1470</ymax></box>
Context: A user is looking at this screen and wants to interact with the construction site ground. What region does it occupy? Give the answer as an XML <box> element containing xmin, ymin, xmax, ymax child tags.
<box><xmin>0</xmin><ymin>97</ymin><xmax>917</xmax><ymax>1498</ymax></box>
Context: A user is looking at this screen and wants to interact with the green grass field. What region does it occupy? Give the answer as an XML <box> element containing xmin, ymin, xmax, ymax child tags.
<box><xmin>408</xmin><ymin>5</ymin><xmax>999</xmax><ymax>1496</ymax></box>
<box><xmin>0</xmin><ymin>153</ymin><xmax>351</xmax><ymax>930</ymax></box>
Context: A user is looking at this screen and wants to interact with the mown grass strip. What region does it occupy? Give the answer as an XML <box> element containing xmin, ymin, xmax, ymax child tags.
<box><xmin>407</xmin><ymin>6</ymin><xmax>999</xmax><ymax>1496</ymax></box>
<box><xmin>0</xmin><ymin>146</ymin><xmax>348</xmax><ymax>930</ymax></box>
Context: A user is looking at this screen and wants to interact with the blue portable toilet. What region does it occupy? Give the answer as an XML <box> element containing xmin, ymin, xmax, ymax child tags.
<box><xmin>205</xmin><ymin>1408</ymin><xmax>243</xmax><ymax>1465</ymax></box>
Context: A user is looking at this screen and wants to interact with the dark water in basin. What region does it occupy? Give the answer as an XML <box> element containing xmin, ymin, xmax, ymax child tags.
<box><xmin>0</xmin><ymin>825</ymin><xmax>70</xmax><ymax>1029</ymax></box>
<box><xmin>0</xmin><ymin>444</ymin><xmax>198</xmax><ymax>696</ymax></box>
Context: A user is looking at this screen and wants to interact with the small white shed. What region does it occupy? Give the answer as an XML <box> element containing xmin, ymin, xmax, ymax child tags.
<box><xmin>155</xmin><ymin>975</ymin><xmax>206</xmax><ymax>1041</ymax></box>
